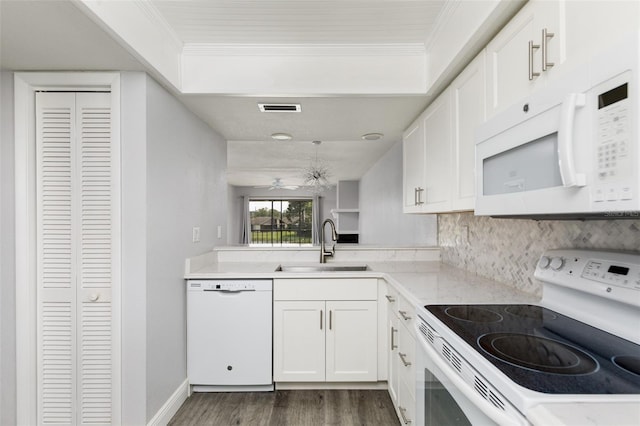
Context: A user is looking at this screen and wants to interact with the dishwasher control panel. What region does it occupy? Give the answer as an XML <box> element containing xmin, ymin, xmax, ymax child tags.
<box><xmin>188</xmin><ymin>279</ymin><xmax>272</xmax><ymax>292</ymax></box>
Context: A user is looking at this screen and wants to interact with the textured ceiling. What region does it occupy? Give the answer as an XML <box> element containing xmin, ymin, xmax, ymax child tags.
<box><xmin>153</xmin><ymin>0</ymin><xmax>445</xmax><ymax>44</ymax></box>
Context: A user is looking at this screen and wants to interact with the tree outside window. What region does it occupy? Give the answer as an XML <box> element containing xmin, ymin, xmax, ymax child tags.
<box><xmin>249</xmin><ymin>199</ymin><xmax>313</xmax><ymax>246</ymax></box>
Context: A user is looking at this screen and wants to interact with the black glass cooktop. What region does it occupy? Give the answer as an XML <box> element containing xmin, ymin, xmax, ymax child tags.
<box><xmin>426</xmin><ymin>304</ymin><xmax>640</xmax><ymax>394</ymax></box>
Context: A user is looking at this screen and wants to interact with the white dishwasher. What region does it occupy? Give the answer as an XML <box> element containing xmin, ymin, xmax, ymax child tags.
<box><xmin>187</xmin><ymin>279</ymin><xmax>273</xmax><ymax>392</ymax></box>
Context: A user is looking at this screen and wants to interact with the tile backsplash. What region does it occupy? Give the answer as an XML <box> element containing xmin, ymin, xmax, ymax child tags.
<box><xmin>438</xmin><ymin>212</ymin><xmax>640</xmax><ymax>296</ymax></box>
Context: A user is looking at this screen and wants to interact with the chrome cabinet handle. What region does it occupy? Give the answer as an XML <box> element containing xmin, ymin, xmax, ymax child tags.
<box><xmin>541</xmin><ymin>28</ymin><xmax>555</xmax><ymax>71</ymax></box>
<box><xmin>413</xmin><ymin>187</ymin><xmax>418</xmax><ymax>206</ymax></box>
<box><xmin>320</xmin><ymin>310</ymin><xmax>323</xmax><ymax>330</ymax></box>
<box><xmin>399</xmin><ymin>310</ymin><xmax>412</xmax><ymax>321</ymax></box>
<box><xmin>399</xmin><ymin>352</ymin><xmax>412</xmax><ymax>367</ymax></box>
<box><xmin>329</xmin><ymin>310</ymin><xmax>332</xmax><ymax>330</ymax></box>
<box><xmin>416</xmin><ymin>187</ymin><xmax>424</xmax><ymax>205</ymax></box>
<box><xmin>385</xmin><ymin>295</ymin><xmax>395</xmax><ymax>303</ymax></box>
<box><xmin>528</xmin><ymin>40</ymin><xmax>540</xmax><ymax>80</ymax></box>
<box><xmin>399</xmin><ymin>406</ymin><xmax>412</xmax><ymax>424</ymax></box>
<box><xmin>391</xmin><ymin>326</ymin><xmax>398</xmax><ymax>350</ymax></box>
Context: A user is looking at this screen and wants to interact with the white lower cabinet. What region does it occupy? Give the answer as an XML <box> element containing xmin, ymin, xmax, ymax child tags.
<box><xmin>385</xmin><ymin>285</ymin><xmax>417</xmax><ymax>425</ymax></box>
<box><xmin>273</xmin><ymin>279</ymin><xmax>378</xmax><ymax>383</ymax></box>
<box><xmin>273</xmin><ymin>300</ymin><xmax>326</xmax><ymax>382</ymax></box>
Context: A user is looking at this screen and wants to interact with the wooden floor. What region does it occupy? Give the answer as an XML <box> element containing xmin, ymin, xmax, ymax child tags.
<box><xmin>168</xmin><ymin>390</ymin><xmax>400</xmax><ymax>426</ymax></box>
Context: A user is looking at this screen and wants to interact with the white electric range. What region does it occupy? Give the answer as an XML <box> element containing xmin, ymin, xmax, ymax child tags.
<box><xmin>415</xmin><ymin>249</ymin><xmax>640</xmax><ymax>425</ymax></box>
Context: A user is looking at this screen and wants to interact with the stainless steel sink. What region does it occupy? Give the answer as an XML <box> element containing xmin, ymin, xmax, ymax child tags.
<box><xmin>275</xmin><ymin>264</ymin><xmax>369</xmax><ymax>272</ymax></box>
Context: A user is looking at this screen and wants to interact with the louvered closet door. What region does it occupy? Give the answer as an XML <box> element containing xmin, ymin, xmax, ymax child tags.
<box><xmin>36</xmin><ymin>92</ymin><xmax>114</xmax><ymax>425</ymax></box>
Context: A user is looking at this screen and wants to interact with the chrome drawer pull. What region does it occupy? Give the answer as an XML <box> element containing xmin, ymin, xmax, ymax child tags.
<box><xmin>399</xmin><ymin>406</ymin><xmax>412</xmax><ymax>424</ymax></box>
<box><xmin>399</xmin><ymin>310</ymin><xmax>412</xmax><ymax>321</ymax></box>
<box><xmin>399</xmin><ymin>352</ymin><xmax>412</xmax><ymax>367</ymax></box>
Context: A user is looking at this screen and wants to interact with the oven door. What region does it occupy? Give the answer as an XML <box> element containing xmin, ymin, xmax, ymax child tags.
<box><xmin>415</xmin><ymin>320</ymin><xmax>529</xmax><ymax>426</ymax></box>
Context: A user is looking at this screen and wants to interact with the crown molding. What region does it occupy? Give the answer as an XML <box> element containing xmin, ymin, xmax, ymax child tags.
<box><xmin>424</xmin><ymin>0</ymin><xmax>461</xmax><ymax>51</ymax></box>
<box><xmin>131</xmin><ymin>0</ymin><xmax>184</xmax><ymax>51</ymax></box>
<box><xmin>182</xmin><ymin>43</ymin><xmax>426</xmax><ymax>57</ymax></box>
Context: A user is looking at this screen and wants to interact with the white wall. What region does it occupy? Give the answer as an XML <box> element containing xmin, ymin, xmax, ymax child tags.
<box><xmin>1</xmin><ymin>71</ymin><xmax>17</xmax><ymax>426</ymax></box>
<box><xmin>144</xmin><ymin>75</ymin><xmax>227</xmax><ymax>421</ymax></box>
<box><xmin>359</xmin><ymin>141</ymin><xmax>437</xmax><ymax>246</ymax></box>
<box><xmin>120</xmin><ymin>72</ymin><xmax>149</xmax><ymax>425</ymax></box>
<box><xmin>228</xmin><ymin>185</ymin><xmax>336</xmax><ymax>245</ymax></box>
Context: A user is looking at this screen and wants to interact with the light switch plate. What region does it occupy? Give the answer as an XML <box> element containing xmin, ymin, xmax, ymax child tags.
<box><xmin>192</xmin><ymin>227</ymin><xmax>201</xmax><ymax>243</ymax></box>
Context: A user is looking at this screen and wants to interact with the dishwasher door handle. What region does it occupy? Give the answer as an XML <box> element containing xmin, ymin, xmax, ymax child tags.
<box><xmin>203</xmin><ymin>289</ymin><xmax>256</xmax><ymax>293</ymax></box>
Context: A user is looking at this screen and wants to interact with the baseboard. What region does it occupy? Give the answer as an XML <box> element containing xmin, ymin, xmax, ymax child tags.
<box><xmin>147</xmin><ymin>379</ymin><xmax>189</xmax><ymax>426</ymax></box>
<box><xmin>275</xmin><ymin>381</ymin><xmax>388</xmax><ymax>390</ymax></box>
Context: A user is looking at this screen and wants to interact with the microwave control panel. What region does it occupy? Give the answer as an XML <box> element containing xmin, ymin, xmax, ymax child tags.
<box><xmin>594</xmin><ymin>77</ymin><xmax>633</xmax><ymax>203</ymax></box>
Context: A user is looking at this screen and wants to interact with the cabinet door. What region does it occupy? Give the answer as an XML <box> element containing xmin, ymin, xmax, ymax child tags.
<box><xmin>388</xmin><ymin>314</ymin><xmax>399</xmax><ymax>404</ymax></box>
<box><xmin>273</xmin><ymin>301</ymin><xmax>325</xmax><ymax>382</ymax></box>
<box><xmin>325</xmin><ymin>301</ymin><xmax>377</xmax><ymax>382</ymax></box>
<box><xmin>402</xmin><ymin>122</ymin><xmax>425</xmax><ymax>213</ymax></box>
<box><xmin>451</xmin><ymin>51</ymin><xmax>486</xmax><ymax>211</ymax></box>
<box><xmin>485</xmin><ymin>1</ymin><xmax>561</xmax><ymax>118</ymax></box>
<box><xmin>564</xmin><ymin>1</ymin><xmax>639</xmax><ymax>73</ymax></box>
<box><xmin>422</xmin><ymin>89</ymin><xmax>453</xmax><ymax>212</ymax></box>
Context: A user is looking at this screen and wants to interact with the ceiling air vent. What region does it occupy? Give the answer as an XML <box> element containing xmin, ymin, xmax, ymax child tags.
<box><xmin>258</xmin><ymin>103</ymin><xmax>301</xmax><ymax>113</ymax></box>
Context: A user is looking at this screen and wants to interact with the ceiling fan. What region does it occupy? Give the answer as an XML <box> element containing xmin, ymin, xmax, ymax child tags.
<box><xmin>254</xmin><ymin>178</ymin><xmax>299</xmax><ymax>191</ymax></box>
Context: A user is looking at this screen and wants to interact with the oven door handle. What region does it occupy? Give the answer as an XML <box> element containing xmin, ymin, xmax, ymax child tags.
<box><xmin>417</xmin><ymin>333</ymin><xmax>526</xmax><ymax>426</ymax></box>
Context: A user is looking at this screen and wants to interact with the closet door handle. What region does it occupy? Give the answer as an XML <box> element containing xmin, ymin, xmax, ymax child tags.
<box><xmin>541</xmin><ymin>28</ymin><xmax>555</xmax><ymax>71</ymax></box>
<box><xmin>528</xmin><ymin>40</ymin><xmax>540</xmax><ymax>80</ymax></box>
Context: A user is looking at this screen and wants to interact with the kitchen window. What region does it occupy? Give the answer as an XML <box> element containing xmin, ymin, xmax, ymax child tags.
<box><xmin>249</xmin><ymin>199</ymin><xmax>313</xmax><ymax>246</ymax></box>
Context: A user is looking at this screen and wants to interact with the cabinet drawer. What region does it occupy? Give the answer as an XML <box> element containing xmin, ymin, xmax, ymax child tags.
<box><xmin>384</xmin><ymin>285</ymin><xmax>399</xmax><ymax>313</ymax></box>
<box><xmin>397</xmin><ymin>294</ymin><xmax>415</xmax><ymax>332</ymax></box>
<box><xmin>397</xmin><ymin>379</ymin><xmax>416</xmax><ymax>426</ymax></box>
<box><xmin>274</xmin><ymin>278</ymin><xmax>377</xmax><ymax>301</ymax></box>
<box><xmin>398</xmin><ymin>323</ymin><xmax>416</xmax><ymax>400</ymax></box>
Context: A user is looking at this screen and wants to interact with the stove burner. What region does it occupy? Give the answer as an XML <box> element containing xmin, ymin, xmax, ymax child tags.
<box><xmin>479</xmin><ymin>333</ymin><xmax>598</xmax><ymax>375</ymax></box>
<box><xmin>613</xmin><ymin>356</ymin><xmax>640</xmax><ymax>377</ymax></box>
<box><xmin>445</xmin><ymin>306</ymin><xmax>502</xmax><ymax>323</ymax></box>
<box><xmin>504</xmin><ymin>305</ymin><xmax>557</xmax><ymax>321</ymax></box>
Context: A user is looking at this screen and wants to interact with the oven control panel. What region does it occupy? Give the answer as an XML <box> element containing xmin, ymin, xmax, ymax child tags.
<box><xmin>535</xmin><ymin>249</ymin><xmax>640</xmax><ymax>308</ymax></box>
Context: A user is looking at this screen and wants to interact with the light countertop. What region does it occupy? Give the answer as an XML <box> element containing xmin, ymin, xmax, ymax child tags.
<box><xmin>184</xmin><ymin>259</ymin><xmax>539</xmax><ymax>307</ymax></box>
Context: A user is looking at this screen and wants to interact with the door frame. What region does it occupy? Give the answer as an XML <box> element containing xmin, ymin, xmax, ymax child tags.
<box><xmin>14</xmin><ymin>72</ymin><xmax>121</xmax><ymax>425</ymax></box>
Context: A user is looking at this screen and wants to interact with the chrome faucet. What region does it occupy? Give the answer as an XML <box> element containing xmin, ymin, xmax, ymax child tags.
<box><xmin>320</xmin><ymin>218</ymin><xmax>338</xmax><ymax>263</ymax></box>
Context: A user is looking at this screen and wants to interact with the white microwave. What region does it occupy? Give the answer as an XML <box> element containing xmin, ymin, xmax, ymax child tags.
<box><xmin>475</xmin><ymin>32</ymin><xmax>640</xmax><ymax>218</ymax></box>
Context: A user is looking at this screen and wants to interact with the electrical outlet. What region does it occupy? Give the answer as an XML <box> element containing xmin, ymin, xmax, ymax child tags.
<box><xmin>192</xmin><ymin>227</ymin><xmax>200</xmax><ymax>243</ymax></box>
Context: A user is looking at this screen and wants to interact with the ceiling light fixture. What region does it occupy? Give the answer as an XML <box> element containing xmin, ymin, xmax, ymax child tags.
<box><xmin>271</xmin><ymin>132</ymin><xmax>293</xmax><ymax>141</ymax></box>
<box><xmin>303</xmin><ymin>141</ymin><xmax>331</xmax><ymax>194</ymax></box>
<box><xmin>361</xmin><ymin>132</ymin><xmax>384</xmax><ymax>141</ymax></box>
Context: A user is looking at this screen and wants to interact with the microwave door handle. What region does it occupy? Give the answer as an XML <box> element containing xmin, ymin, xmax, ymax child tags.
<box><xmin>558</xmin><ymin>93</ymin><xmax>587</xmax><ymax>187</ymax></box>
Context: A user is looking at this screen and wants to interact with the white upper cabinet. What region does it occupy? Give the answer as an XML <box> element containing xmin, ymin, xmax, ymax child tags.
<box><xmin>451</xmin><ymin>51</ymin><xmax>486</xmax><ymax>211</ymax></box>
<box><xmin>562</xmin><ymin>1</ymin><xmax>640</xmax><ymax>73</ymax></box>
<box><xmin>403</xmin><ymin>53</ymin><xmax>486</xmax><ymax>214</ymax></box>
<box><xmin>422</xmin><ymin>89</ymin><xmax>453</xmax><ymax>213</ymax></box>
<box><xmin>402</xmin><ymin>89</ymin><xmax>454</xmax><ymax>214</ymax></box>
<box><xmin>402</xmin><ymin>122</ymin><xmax>426</xmax><ymax>213</ymax></box>
<box><xmin>485</xmin><ymin>0</ymin><xmax>563</xmax><ymax>118</ymax></box>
